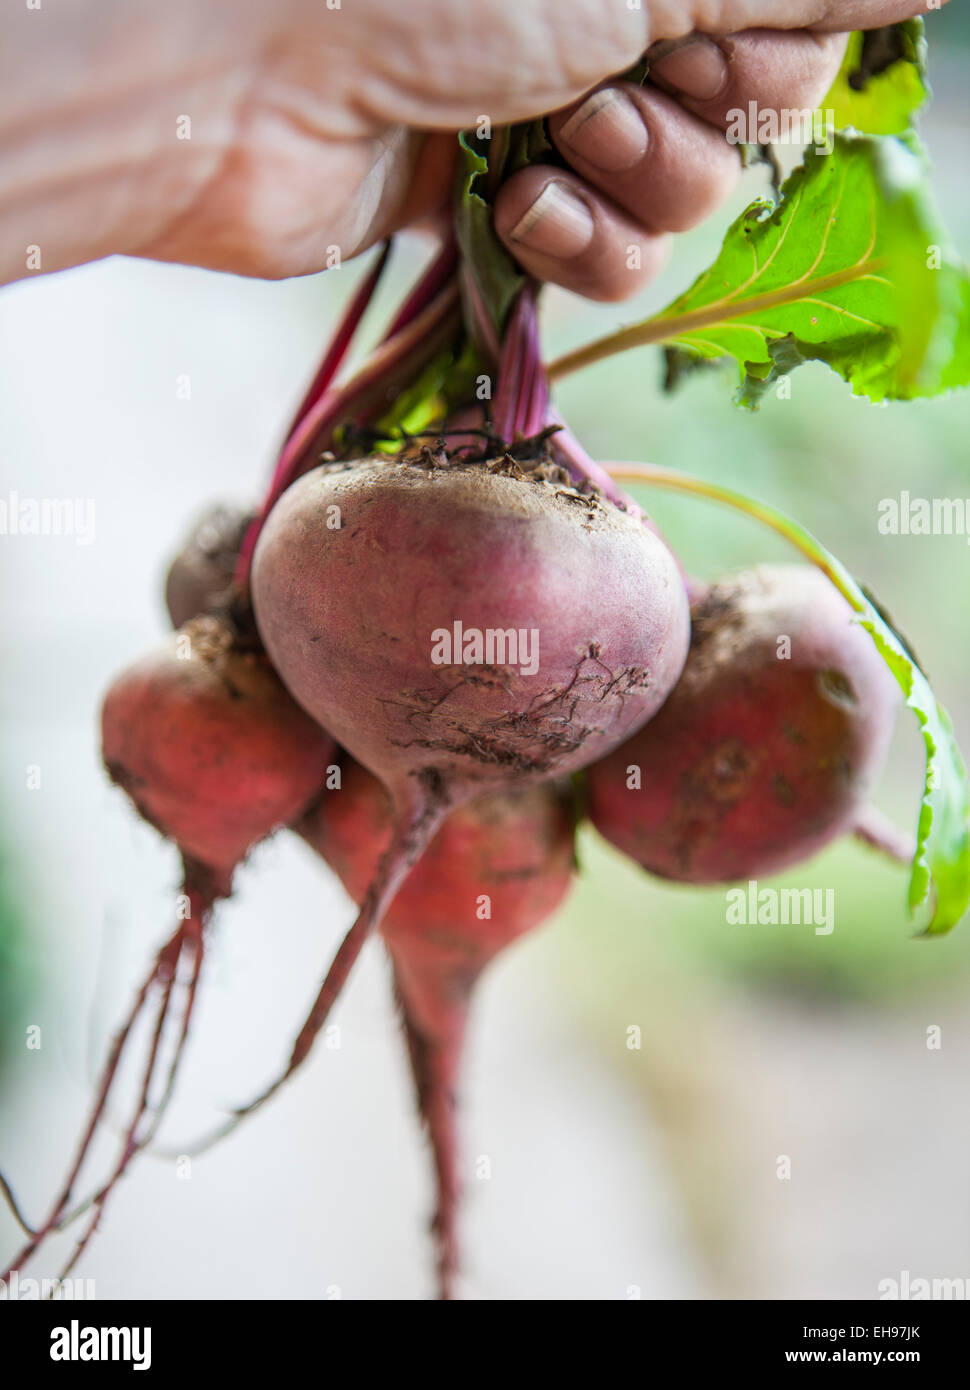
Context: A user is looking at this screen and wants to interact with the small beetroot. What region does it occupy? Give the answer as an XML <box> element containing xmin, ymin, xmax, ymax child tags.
<box><xmin>165</xmin><ymin>503</ymin><xmax>253</xmax><ymax>628</ymax></box>
<box><xmin>298</xmin><ymin>755</ymin><xmax>575</xmax><ymax>1297</ymax></box>
<box><xmin>586</xmin><ymin>565</ymin><xmax>901</xmax><ymax>884</ymax></box>
<box><xmin>103</xmin><ymin>614</ymin><xmax>333</xmax><ymax>893</ymax></box>
<box><xmin>1</xmin><ymin>613</ymin><xmax>334</xmax><ymax>1281</ymax></box>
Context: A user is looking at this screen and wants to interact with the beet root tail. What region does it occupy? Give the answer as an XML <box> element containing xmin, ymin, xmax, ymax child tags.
<box><xmin>176</xmin><ymin>796</ymin><xmax>450</xmax><ymax>1159</ymax></box>
<box><xmin>392</xmin><ymin>956</ymin><xmax>477</xmax><ymax>1301</ymax></box>
<box><xmin>1</xmin><ymin>888</ymin><xmax>212</xmax><ymax>1281</ymax></box>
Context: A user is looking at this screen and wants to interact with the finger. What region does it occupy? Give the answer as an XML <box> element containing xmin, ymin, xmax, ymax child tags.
<box><xmin>494</xmin><ymin>166</ymin><xmax>670</xmax><ymax>302</ymax></box>
<box><xmin>344</xmin><ymin>3</ymin><xmax>930</xmax><ymax>133</ymax></box>
<box><xmin>647</xmin><ymin>28</ymin><xmax>849</xmax><ymax>134</ymax></box>
<box><xmin>645</xmin><ymin>2</ymin><xmax>934</xmax><ymax>40</ymax></box>
<box><xmin>549</xmin><ymin>83</ymin><xmax>740</xmax><ymax>235</ymax></box>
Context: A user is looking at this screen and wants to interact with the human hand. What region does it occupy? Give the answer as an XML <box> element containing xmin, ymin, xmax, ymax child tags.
<box><xmin>0</xmin><ymin>0</ymin><xmax>935</xmax><ymax>296</ymax></box>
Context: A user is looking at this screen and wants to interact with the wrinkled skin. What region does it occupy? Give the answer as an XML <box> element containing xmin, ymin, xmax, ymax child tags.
<box><xmin>252</xmin><ymin>453</ymin><xmax>690</xmax><ymax>818</ymax></box>
<box><xmin>586</xmin><ymin>565</ymin><xmax>900</xmax><ymax>883</ymax></box>
<box><xmin>102</xmin><ymin>615</ymin><xmax>334</xmax><ymax>889</ymax></box>
<box><xmin>0</xmin><ymin>0</ymin><xmax>911</xmax><ymax>290</ymax></box>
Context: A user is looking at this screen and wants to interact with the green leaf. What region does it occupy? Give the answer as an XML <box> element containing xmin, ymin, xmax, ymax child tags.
<box><xmin>650</xmin><ymin>132</ymin><xmax>970</xmax><ymax>406</ymax></box>
<box><xmin>863</xmin><ymin>626</ymin><xmax>970</xmax><ymax>934</ymax></box>
<box><xmin>504</xmin><ymin>117</ymin><xmax>555</xmax><ymax>177</ymax></box>
<box><xmin>823</xmin><ymin>20</ymin><xmax>929</xmax><ymax>136</ymax></box>
<box><xmin>610</xmin><ymin>464</ymin><xmax>970</xmax><ymax>934</ymax></box>
<box><xmin>454</xmin><ymin>131</ymin><xmax>527</xmax><ymax>345</ymax></box>
<box><xmin>372</xmin><ymin>341</ymin><xmax>480</xmax><ymax>442</ymax></box>
<box><xmin>938</xmin><ymin>273</ymin><xmax>970</xmax><ymax>392</ymax></box>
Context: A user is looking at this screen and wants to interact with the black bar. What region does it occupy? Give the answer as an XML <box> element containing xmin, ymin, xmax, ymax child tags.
<box><xmin>0</xmin><ymin>1297</ymin><xmax>962</xmax><ymax>1373</ymax></box>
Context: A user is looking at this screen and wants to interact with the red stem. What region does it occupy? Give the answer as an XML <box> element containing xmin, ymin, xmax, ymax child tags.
<box><xmin>492</xmin><ymin>283</ymin><xmax>547</xmax><ymax>441</ymax></box>
<box><xmin>489</xmin><ymin>289</ymin><xmax>647</xmax><ymax>525</ymax></box>
<box><xmin>236</xmin><ymin>237</ymin><xmax>461</xmax><ymax>591</ymax></box>
<box><xmin>477</xmin><ymin>277</ymin><xmax>641</xmax><ymax>513</ymax></box>
<box><xmin>853</xmin><ymin>804</ymin><xmax>916</xmax><ymax>867</ymax></box>
<box><xmin>458</xmin><ymin>262</ymin><xmax>502</xmax><ymax>368</ymax></box>
<box><xmin>382</xmin><ymin>236</ymin><xmax>458</xmax><ymax>341</ymax></box>
<box><xmin>284</xmin><ymin>242</ymin><xmax>392</xmax><ymax>441</ymax></box>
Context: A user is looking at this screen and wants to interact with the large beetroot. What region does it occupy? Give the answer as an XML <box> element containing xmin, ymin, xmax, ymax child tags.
<box><xmin>234</xmin><ymin>446</ymin><xmax>688</xmax><ymax>1120</ymax></box>
<box><xmin>586</xmin><ymin>565</ymin><xmax>901</xmax><ymax>884</ymax></box>
<box><xmin>298</xmin><ymin>755</ymin><xmax>575</xmax><ymax>1298</ymax></box>
<box><xmin>254</xmin><ymin>449</ymin><xmax>688</xmax><ymax>807</ymax></box>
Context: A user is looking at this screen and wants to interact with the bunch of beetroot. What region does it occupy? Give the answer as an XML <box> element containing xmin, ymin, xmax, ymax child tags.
<box><xmin>1</xmin><ymin>234</ymin><xmax>912</xmax><ymax>1300</ymax></box>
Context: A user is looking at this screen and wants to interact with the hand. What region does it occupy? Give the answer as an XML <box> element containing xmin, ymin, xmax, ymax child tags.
<box><xmin>0</xmin><ymin>0</ymin><xmax>934</xmax><ymax>297</ymax></box>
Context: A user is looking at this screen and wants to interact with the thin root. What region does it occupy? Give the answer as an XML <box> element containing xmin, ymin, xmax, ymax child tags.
<box><xmin>48</xmin><ymin>926</ymin><xmax>207</xmax><ymax>1234</ymax></box>
<box><xmin>393</xmin><ymin>964</ymin><xmax>471</xmax><ymax>1301</ymax></box>
<box><xmin>0</xmin><ymin>1172</ymin><xmax>37</xmax><ymax>1239</ymax></box>
<box><xmin>1</xmin><ymin>892</ymin><xmax>211</xmax><ymax>1279</ymax></box>
<box><xmin>54</xmin><ymin>949</ymin><xmax>180</xmax><ymax>1282</ymax></box>
<box><xmin>169</xmin><ymin>797</ymin><xmax>449</xmax><ymax>1161</ymax></box>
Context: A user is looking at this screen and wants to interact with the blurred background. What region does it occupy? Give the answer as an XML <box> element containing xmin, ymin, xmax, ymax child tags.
<box><xmin>1</xmin><ymin>7</ymin><xmax>968</xmax><ymax>1300</ymax></box>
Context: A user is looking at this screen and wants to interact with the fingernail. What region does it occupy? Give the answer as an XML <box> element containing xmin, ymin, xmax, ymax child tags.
<box><xmin>651</xmin><ymin>38</ymin><xmax>729</xmax><ymax>101</ymax></box>
<box><xmin>558</xmin><ymin>87</ymin><xmax>648</xmax><ymax>173</ymax></box>
<box><xmin>509</xmin><ymin>181</ymin><xmax>595</xmax><ymax>259</ymax></box>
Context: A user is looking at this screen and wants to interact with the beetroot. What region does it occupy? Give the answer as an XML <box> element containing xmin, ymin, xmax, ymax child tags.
<box><xmin>586</xmin><ymin>565</ymin><xmax>901</xmax><ymax>884</ymax></box>
<box><xmin>254</xmin><ymin>450</ymin><xmax>688</xmax><ymax>808</ymax></box>
<box><xmin>1</xmin><ymin>614</ymin><xmax>334</xmax><ymax>1282</ymax></box>
<box><xmin>298</xmin><ymin>756</ymin><xmax>575</xmax><ymax>1297</ymax></box>
<box><xmin>103</xmin><ymin>614</ymin><xmax>333</xmax><ymax>895</ymax></box>
<box><xmin>165</xmin><ymin>503</ymin><xmax>253</xmax><ymax>628</ymax></box>
<box><xmin>300</xmin><ymin>761</ymin><xmax>574</xmax><ymax>992</ymax></box>
<box><xmin>231</xmin><ymin>447</ymin><xmax>688</xmax><ymax>1119</ymax></box>
<box><xmin>7</xmin><ymin>135</ymin><xmax>960</xmax><ymax>1306</ymax></box>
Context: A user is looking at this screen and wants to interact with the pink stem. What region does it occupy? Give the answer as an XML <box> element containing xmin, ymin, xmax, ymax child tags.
<box><xmin>853</xmin><ymin>804</ymin><xmax>916</xmax><ymax>867</ymax></box>
<box><xmin>458</xmin><ymin>263</ymin><xmax>502</xmax><ymax>368</ymax></box>
<box><xmin>382</xmin><ymin>236</ymin><xmax>458</xmax><ymax>341</ymax></box>
<box><xmin>284</xmin><ymin>242</ymin><xmax>392</xmax><ymax>441</ymax></box>
<box><xmin>492</xmin><ymin>283</ymin><xmax>547</xmax><ymax>441</ymax></box>
<box><xmin>489</xmin><ymin>289</ymin><xmax>646</xmax><ymax>527</ymax></box>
